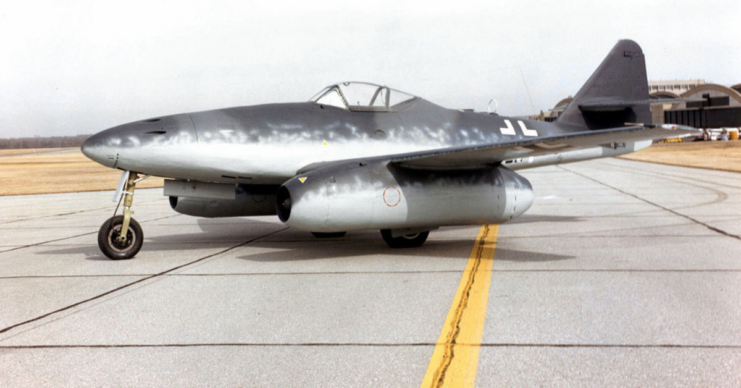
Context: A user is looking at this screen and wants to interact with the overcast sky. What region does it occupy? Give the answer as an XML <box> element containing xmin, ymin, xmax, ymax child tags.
<box><xmin>1</xmin><ymin>0</ymin><xmax>738</xmax><ymax>138</ymax></box>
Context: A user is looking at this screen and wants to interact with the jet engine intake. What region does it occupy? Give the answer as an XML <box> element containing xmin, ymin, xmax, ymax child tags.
<box><xmin>277</xmin><ymin>161</ymin><xmax>533</xmax><ymax>232</ymax></box>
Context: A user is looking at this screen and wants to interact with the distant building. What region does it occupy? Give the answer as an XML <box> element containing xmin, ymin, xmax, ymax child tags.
<box><xmin>648</xmin><ymin>79</ymin><xmax>705</xmax><ymax>96</ymax></box>
<box><xmin>542</xmin><ymin>97</ymin><xmax>572</xmax><ymax>122</ymax></box>
<box><xmin>657</xmin><ymin>83</ymin><xmax>741</xmax><ymax>128</ymax></box>
<box><xmin>542</xmin><ymin>80</ymin><xmax>741</xmax><ymax>129</ymax></box>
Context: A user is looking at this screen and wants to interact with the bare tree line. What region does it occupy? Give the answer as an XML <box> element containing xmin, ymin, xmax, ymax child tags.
<box><xmin>0</xmin><ymin>135</ymin><xmax>90</xmax><ymax>149</ymax></box>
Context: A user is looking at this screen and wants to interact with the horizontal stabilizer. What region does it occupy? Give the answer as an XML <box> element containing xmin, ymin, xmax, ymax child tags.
<box><xmin>579</xmin><ymin>97</ymin><xmax>705</xmax><ymax>111</ymax></box>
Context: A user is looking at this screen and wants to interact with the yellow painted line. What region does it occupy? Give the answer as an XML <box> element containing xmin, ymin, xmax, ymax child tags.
<box><xmin>421</xmin><ymin>224</ymin><xmax>499</xmax><ymax>388</ymax></box>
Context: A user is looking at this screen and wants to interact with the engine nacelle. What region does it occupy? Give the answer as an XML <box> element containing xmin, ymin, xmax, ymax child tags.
<box><xmin>170</xmin><ymin>184</ymin><xmax>278</xmax><ymax>218</ymax></box>
<box><xmin>277</xmin><ymin>161</ymin><xmax>533</xmax><ymax>232</ymax></box>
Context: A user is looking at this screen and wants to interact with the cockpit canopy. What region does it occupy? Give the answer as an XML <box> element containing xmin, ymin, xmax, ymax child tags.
<box><xmin>310</xmin><ymin>82</ymin><xmax>417</xmax><ymax>112</ymax></box>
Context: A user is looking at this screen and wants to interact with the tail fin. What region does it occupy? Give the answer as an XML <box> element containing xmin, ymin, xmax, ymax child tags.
<box><xmin>557</xmin><ymin>40</ymin><xmax>650</xmax><ymax>130</ymax></box>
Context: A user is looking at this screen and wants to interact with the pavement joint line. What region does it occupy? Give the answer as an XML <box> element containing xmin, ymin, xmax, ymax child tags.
<box><xmin>600</xmin><ymin>159</ymin><xmax>741</xmax><ymax>190</ymax></box>
<box><xmin>4</xmin><ymin>268</ymin><xmax>741</xmax><ymax>280</ymax></box>
<box><xmin>422</xmin><ymin>224</ymin><xmax>498</xmax><ymax>388</ymax></box>
<box><xmin>599</xmin><ymin>159</ymin><xmax>741</xmax><ymax>193</ymax></box>
<box><xmin>613</xmin><ymin>156</ymin><xmax>741</xmax><ymax>177</ymax></box>
<box><xmin>169</xmin><ymin>269</ymin><xmax>741</xmax><ymax>274</ymax></box>
<box><xmin>0</xmin><ymin>226</ymin><xmax>288</xmax><ymax>335</ymax></box>
<box><xmin>1</xmin><ymin>343</ymin><xmax>739</xmax><ymax>349</ymax></box>
<box><xmin>0</xmin><ymin>232</ymin><xmax>99</xmax><ymax>255</ymax></box>
<box><xmin>502</xmin><ymin>235</ymin><xmax>725</xmax><ymax>239</ymax></box>
<box><xmin>593</xmin><ymin>163</ymin><xmax>733</xmax><ymax>211</ymax></box>
<box><xmin>0</xmin><ymin>275</ymin><xmax>159</xmax><ymax>279</ymax></box>
<box><xmin>28</xmin><ymin>241</ymin><xmax>249</xmax><ymax>246</ymax></box>
<box><xmin>0</xmin><ymin>198</ymin><xmax>165</xmax><ymax>226</ymax></box>
<box><xmin>559</xmin><ymin>166</ymin><xmax>741</xmax><ymax>243</ymax></box>
<box><xmin>0</xmin><ymin>214</ymin><xmax>182</xmax><ymax>255</ymax></box>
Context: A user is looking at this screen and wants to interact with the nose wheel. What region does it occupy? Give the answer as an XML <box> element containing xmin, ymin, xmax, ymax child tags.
<box><xmin>98</xmin><ymin>215</ymin><xmax>143</xmax><ymax>260</ymax></box>
<box><xmin>97</xmin><ymin>171</ymin><xmax>146</xmax><ymax>260</ymax></box>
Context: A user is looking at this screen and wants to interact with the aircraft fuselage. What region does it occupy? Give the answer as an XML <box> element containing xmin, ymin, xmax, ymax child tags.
<box><xmin>82</xmin><ymin>99</ymin><xmax>570</xmax><ymax>184</ymax></box>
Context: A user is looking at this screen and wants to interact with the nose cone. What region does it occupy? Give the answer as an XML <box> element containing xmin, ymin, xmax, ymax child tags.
<box><xmin>82</xmin><ymin>113</ymin><xmax>197</xmax><ymax>172</ymax></box>
<box><xmin>81</xmin><ymin>131</ymin><xmax>117</xmax><ymax>168</ymax></box>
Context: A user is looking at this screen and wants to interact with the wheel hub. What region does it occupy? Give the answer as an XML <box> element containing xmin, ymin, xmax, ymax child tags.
<box><xmin>108</xmin><ymin>226</ymin><xmax>136</xmax><ymax>252</ymax></box>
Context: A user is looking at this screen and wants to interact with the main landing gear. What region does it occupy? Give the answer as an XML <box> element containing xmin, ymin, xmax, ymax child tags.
<box><xmin>309</xmin><ymin>229</ymin><xmax>430</xmax><ymax>248</ymax></box>
<box><xmin>311</xmin><ymin>232</ymin><xmax>347</xmax><ymax>239</ymax></box>
<box><xmin>380</xmin><ymin>229</ymin><xmax>429</xmax><ymax>248</ymax></box>
<box><xmin>98</xmin><ymin>171</ymin><xmax>145</xmax><ymax>260</ymax></box>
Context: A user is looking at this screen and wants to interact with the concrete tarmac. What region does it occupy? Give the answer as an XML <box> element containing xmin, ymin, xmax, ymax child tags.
<box><xmin>1</xmin><ymin>158</ymin><xmax>740</xmax><ymax>387</ymax></box>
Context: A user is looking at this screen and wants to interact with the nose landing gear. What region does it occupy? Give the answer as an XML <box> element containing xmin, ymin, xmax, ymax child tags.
<box><xmin>98</xmin><ymin>171</ymin><xmax>145</xmax><ymax>260</ymax></box>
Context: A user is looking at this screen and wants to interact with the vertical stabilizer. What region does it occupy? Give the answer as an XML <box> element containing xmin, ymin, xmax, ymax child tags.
<box><xmin>557</xmin><ymin>40</ymin><xmax>651</xmax><ymax>130</ymax></box>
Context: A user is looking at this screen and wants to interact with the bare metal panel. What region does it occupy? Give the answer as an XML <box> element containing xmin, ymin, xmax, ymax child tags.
<box><xmin>163</xmin><ymin>180</ymin><xmax>236</xmax><ymax>200</ymax></box>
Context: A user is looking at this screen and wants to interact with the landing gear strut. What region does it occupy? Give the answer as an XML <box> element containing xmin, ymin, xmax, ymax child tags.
<box><xmin>98</xmin><ymin>172</ymin><xmax>144</xmax><ymax>260</ymax></box>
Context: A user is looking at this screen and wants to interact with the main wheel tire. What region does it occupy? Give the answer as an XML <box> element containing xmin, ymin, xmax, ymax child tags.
<box><xmin>311</xmin><ymin>231</ymin><xmax>347</xmax><ymax>239</ymax></box>
<box><xmin>98</xmin><ymin>216</ymin><xmax>143</xmax><ymax>260</ymax></box>
<box><xmin>380</xmin><ymin>229</ymin><xmax>429</xmax><ymax>248</ymax></box>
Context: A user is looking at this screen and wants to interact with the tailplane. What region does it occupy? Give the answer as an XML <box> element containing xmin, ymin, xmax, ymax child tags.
<box><xmin>557</xmin><ymin>40</ymin><xmax>651</xmax><ymax>130</ymax></box>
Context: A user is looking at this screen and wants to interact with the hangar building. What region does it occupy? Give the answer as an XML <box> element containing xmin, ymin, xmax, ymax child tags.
<box><xmin>543</xmin><ymin>80</ymin><xmax>741</xmax><ymax>129</ymax></box>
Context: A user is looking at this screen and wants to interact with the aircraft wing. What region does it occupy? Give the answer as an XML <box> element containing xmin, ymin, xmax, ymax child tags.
<box><xmin>390</xmin><ymin>124</ymin><xmax>699</xmax><ymax>169</ymax></box>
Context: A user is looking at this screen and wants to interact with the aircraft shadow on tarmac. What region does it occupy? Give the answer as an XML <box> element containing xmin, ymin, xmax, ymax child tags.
<box><xmin>237</xmin><ymin>238</ymin><xmax>477</xmax><ymax>262</ymax></box>
<box><xmin>235</xmin><ymin>243</ymin><xmax>574</xmax><ymax>263</ymax></box>
<box><xmin>490</xmin><ymin>248</ymin><xmax>574</xmax><ymax>262</ymax></box>
<box><xmin>37</xmin><ymin>216</ymin><xmax>575</xmax><ymax>262</ymax></box>
<box><xmin>36</xmin><ymin>218</ymin><xmax>284</xmax><ymax>259</ymax></box>
<box><xmin>506</xmin><ymin>214</ymin><xmax>583</xmax><ymax>224</ymax></box>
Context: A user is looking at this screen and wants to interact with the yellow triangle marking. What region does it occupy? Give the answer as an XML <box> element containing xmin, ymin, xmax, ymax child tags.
<box><xmin>322</xmin><ymin>140</ymin><xmax>328</xmax><ymax>146</ymax></box>
<box><xmin>298</xmin><ymin>177</ymin><xmax>307</xmax><ymax>183</ymax></box>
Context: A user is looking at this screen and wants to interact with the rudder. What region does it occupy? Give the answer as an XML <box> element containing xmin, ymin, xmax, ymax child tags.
<box><xmin>557</xmin><ymin>40</ymin><xmax>650</xmax><ymax>130</ymax></box>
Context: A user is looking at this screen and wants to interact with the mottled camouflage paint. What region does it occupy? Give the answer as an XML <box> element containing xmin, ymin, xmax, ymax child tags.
<box><xmin>81</xmin><ymin>40</ymin><xmax>698</xmax><ymax>231</ymax></box>
<box><xmin>82</xmin><ymin>98</ymin><xmax>568</xmax><ymax>185</ymax></box>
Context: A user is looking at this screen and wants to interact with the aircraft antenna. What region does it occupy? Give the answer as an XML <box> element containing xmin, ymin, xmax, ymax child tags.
<box><xmin>519</xmin><ymin>67</ymin><xmax>537</xmax><ymax>113</ymax></box>
<box><xmin>487</xmin><ymin>99</ymin><xmax>498</xmax><ymax>114</ymax></box>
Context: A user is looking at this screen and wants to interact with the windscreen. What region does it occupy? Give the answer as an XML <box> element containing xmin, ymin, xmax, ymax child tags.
<box><xmin>311</xmin><ymin>82</ymin><xmax>417</xmax><ymax>111</ymax></box>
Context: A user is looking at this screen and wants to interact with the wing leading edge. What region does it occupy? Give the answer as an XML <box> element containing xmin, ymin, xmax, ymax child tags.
<box><xmin>390</xmin><ymin>124</ymin><xmax>699</xmax><ymax>169</ymax></box>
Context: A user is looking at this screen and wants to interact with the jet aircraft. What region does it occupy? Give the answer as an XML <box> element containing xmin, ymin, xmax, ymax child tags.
<box><xmin>82</xmin><ymin>40</ymin><xmax>698</xmax><ymax>259</ymax></box>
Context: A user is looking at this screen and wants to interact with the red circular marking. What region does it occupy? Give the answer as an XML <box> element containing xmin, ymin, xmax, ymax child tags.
<box><xmin>252</xmin><ymin>193</ymin><xmax>267</xmax><ymax>203</ymax></box>
<box><xmin>383</xmin><ymin>186</ymin><xmax>401</xmax><ymax>207</ymax></box>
